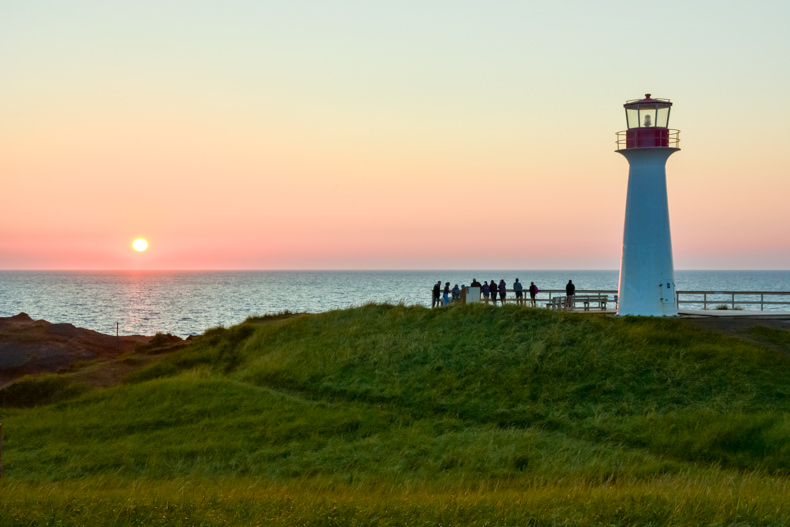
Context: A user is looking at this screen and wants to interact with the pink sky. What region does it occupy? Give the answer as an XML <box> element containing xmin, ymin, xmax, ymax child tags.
<box><xmin>2</xmin><ymin>2</ymin><xmax>789</xmax><ymax>270</ymax></box>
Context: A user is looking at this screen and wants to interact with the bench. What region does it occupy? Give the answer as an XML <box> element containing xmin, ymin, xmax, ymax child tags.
<box><xmin>471</xmin><ymin>290</ymin><xmax>618</xmax><ymax>311</ymax></box>
<box><xmin>546</xmin><ymin>294</ymin><xmax>616</xmax><ymax>311</ymax></box>
<box><xmin>546</xmin><ymin>297</ymin><xmax>564</xmax><ymax>310</ymax></box>
<box><xmin>573</xmin><ymin>294</ymin><xmax>609</xmax><ymax>311</ymax></box>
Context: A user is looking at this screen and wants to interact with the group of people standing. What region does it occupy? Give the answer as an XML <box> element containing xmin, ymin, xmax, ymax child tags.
<box><xmin>432</xmin><ymin>278</ymin><xmax>542</xmax><ymax>308</ymax></box>
<box><xmin>432</xmin><ymin>281</ymin><xmax>462</xmax><ymax>307</ymax></box>
<box><xmin>475</xmin><ymin>278</ymin><xmax>541</xmax><ymax>306</ymax></box>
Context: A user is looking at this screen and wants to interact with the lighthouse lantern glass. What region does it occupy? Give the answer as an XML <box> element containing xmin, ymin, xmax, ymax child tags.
<box><xmin>625</xmin><ymin>99</ymin><xmax>672</xmax><ymax>129</ymax></box>
<box><xmin>626</xmin><ymin>108</ymin><xmax>641</xmax><ymax>129</ymax></box>
<box><xmin>656</xmin><ymin>106</ymin><xmax>670</xmax><ymax>128</ymax></box>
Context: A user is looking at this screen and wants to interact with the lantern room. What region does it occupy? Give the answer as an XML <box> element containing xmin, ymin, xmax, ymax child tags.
<box><xmin>625</xmin><ymin>94</ymin><xmax>671</xmax><ymax>129</ymax></box>
<box><xmin>617</xmin><ymin>94</ymin><xmax>679</xmax><ymax>149</ymax></box>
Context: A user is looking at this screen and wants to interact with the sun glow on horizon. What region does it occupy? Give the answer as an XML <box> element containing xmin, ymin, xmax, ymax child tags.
<box><xmin>132</xmin><ymin>238</ymin><xmax>148</xmax><ymax>252</ymax></box>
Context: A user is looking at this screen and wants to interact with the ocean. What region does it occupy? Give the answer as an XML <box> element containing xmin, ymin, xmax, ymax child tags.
<box><xmin>1</xmin><ymin>270</ymin><xmax>789</xmax><ymax>337</ymax></box>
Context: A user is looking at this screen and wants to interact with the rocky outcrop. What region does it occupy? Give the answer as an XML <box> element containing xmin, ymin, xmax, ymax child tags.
<box><xmin>0</xmin><ymin>313</ymin><xmax>178</xmax><ymax>386</ymax></box>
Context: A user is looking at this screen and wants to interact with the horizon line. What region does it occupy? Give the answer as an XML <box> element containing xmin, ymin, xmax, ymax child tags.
<box><xmin>2</xmin><ymin>268</ymin><xmax>790</xmax><ymax>273</ymax></box>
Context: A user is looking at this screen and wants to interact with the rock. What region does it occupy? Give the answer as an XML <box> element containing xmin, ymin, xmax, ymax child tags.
<box><xmin>0</xmin><ymin>312</ymin><xmax>35</xmax><ymax>328</ymax></box>
<box><xmin>0</xmin><ymin>313</ymin><xmax>180</xmax><ymax>387</ymax></box>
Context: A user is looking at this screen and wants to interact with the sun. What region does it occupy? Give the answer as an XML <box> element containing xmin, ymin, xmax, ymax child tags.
<box><xmin>132</xmin><ymin>238</ymin><xmax>148</xmax><ymax>252</ymax></box>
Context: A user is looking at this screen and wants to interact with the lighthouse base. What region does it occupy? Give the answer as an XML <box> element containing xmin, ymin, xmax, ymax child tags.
<box><xmin>617</xmin><ymin>243</ymin><xmax>678</xmax><ymax>317</ymax></box>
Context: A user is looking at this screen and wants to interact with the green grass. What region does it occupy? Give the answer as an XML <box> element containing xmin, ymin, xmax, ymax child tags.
<box><xmin>3</xmin><ymin>474</ymin><xmax>790</xmax><ymax>526</ymax></box>
<box><xmin>3</xmin><ymin>303</ymin><xmax>790</xmax><ymax>524</ymax></box>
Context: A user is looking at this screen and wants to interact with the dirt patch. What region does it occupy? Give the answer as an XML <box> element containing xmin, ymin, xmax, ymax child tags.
<box><xmin>682</xmin><ymin>315</ymin><xmax>790</xmax><ymax>356</ymax></box>
<box><xmin>683</xmin><ymin>316</ymin><xmax>790</xmax><ymax>334</ymax></box>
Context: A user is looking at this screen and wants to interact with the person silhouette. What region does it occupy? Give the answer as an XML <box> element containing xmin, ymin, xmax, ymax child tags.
<box><xmin>565</xmin><ymin>279</ymin><xmax>576</xmax><ymax>309</ymax></box>
<box><xmin>529</xmin><ymin>281</ymin><xmax>539</xmax><ymax>307</ymax></box>
<box><xmin>432</xmin><ymin>280</ymin><xmax>442</xmax><ymax>308</ymax></box>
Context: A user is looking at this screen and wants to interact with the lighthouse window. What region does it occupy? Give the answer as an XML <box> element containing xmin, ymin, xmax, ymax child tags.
<box><xmin>626</xmin><ymin>108</ymin><xmax>640</xmax><ymax>129</ymax></box>
<box><xmin>656</xmin><ymin>107</ymin><xmax>670</xmax><ymax>128</ymax></box>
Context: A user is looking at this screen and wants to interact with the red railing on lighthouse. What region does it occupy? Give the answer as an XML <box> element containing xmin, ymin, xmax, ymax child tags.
<box><xmin>616</xmin><ymin>128</ymin><xmax>680</xmax><ymax>150</ymax></box>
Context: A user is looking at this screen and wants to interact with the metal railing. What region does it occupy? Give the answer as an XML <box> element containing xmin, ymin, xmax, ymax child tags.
<box><xmin>463</xmin><ymin>289</ymin><xmax>618</xmax><ymax>309</ymax></box>
<box><xmin>676</xmin><ymin>291</ymin><xmax>790</xmax><ymax>312</ymax></box>
<box><xmin>454</xmin><ymin>289</ymin><xmax>790</xmax><ymax>313</ymax></box>
<box><xmin>615</xmin><ymin>128</ymin><xmax>680</xmax><ymax>149</ymax></box>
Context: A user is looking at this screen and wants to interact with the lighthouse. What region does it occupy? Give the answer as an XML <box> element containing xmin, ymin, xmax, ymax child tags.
<box><xmin>616</xmin><ymin>94</ymin><xmax>680</xmax><ymax>316</ymax></box>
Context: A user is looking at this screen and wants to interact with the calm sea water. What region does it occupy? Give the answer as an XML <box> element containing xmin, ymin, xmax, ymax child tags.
<box><xmin>1</xmin><ymin>270</ymin><xmax>789</xmax><ymax>337</ymax></box>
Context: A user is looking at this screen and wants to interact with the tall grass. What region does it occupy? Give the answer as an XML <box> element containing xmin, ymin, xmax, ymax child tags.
<box><xmin>2</xmin><ymin>303</ymin><xmax>790</xmax><ymax>524</ymax></box>
<box><xmin>3</xmin><ymin>474</ymin><xmax>790</xmax><ymax>525</ymax></box>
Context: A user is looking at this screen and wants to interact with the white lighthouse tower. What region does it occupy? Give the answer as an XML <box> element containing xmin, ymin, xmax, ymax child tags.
<box><xmin>616</xmin><ymin>94</ymin><xmax>680</xmax><ymax>316</ymax></box>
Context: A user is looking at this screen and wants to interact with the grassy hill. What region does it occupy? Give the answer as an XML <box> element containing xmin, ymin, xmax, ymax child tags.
<box><xmin>2</xmin><ymin>303</ymin><xmax>790</xmax><ymax>525</ymax></box>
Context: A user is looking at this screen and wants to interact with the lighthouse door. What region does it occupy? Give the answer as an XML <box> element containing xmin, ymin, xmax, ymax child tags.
<box><xmin>659</xmin><ymin>282</ymin><xmax>675</xmax><ymax>305</ymax></box>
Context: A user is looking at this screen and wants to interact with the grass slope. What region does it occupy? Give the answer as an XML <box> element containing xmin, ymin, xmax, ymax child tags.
<box><xmin>3</xmin><ymin>303</ymin><xmax>790</xmax><ymax>525</ymax></box>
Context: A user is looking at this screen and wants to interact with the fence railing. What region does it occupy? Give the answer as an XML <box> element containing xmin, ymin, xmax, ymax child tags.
<box><xmin>461</xmin><ymin>289</ymin><xmax>618</xmax><ymax>308</ymax></box>
<box><xmin>446</xmin><ymin>288</ymin><xmax>790</xmax><ymax>313</ymax></box>
<box><xmin>524</xmin><ymin>289</ymin><xmax>618</xmax><ymax>307</ymax></box>
<box><xmin>457</xmin><ymin>289</ymin><xmax>790</xmax><ymax>313</ymax></box>
<box><xmin>615</xmin><ymin>128</ymin><xmax>680</xmax><ymax>149</ymax></box>
<box><xmin>676</xmin><ymin>291</ymin><xmax>790</xmax><ymax>312</ymax></box>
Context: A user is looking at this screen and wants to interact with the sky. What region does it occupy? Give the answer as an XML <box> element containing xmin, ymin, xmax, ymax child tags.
<box><xmin>2</xmin><ymin>0</ymin><xmax>789</xmax><ymax>270</ymax></box>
